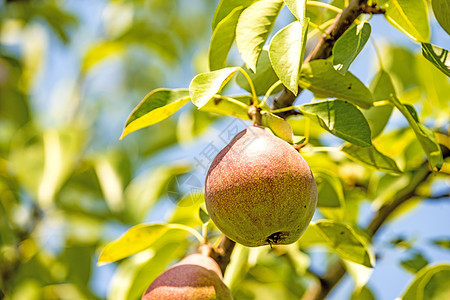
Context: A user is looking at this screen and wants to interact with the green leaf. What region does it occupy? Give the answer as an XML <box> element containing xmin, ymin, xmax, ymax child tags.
<box><xmin>384</xmin><ymin>0</ymin><xmax>430</xmax><ymax>42</ymax></box>
<box><xmin>212</xmin><ymin>0</ymin><xmax>254</xmax><ymax>30</ymax></box>
<box><xmin>209</xmin><ymin>6</ymin><xmax>244</xmax><ymax>71</ymax></box>
<box><xmin>432</xmin><ymin>239</ymin><xmax>450</xmax><ymax>250</ymax></box>
<box><xmin>269</xmin><ymin>19</ymin><xmax>309</xmax><ymax>94</ymax></box>
<box><xmin>302</xmin><ymin>220</ymin><xmax>375</xmax><ymax>268</ymax></box>
<box><xmin>200</xmin><ymin>95</ymin><xmax>250</xmax><ymax>120</ymax></box>
<box><xmin>189</xmin><ymin>67</ymin><xmax>237</xmax><ymax>108</ymax></box>
<box><xmin>81</xmin><ymin>41</ymin><xmax>125</xmax><ymax>74</ymax></box>
<box><xmin>402</xmin><ymin>264</ymin><xmax>450</xmax><ymax>300</ymax></box>
<box><xmin>400</xmin><ymin>251</ymin><xmax>429</xmax><ymax>274</ymax></box>
<box><xmin>315</xmin><ymin>170</ymin><xmax>345</xmax><ymax>221</ymax></box>
<box><xmin>236</xmin><ymin>50</ymin><xmax>282</xmax><ymax>95</ymax></box>
<box><xmin>299</xmin><ymin>100</ymin><xmax>372</xmax><ymax>147</ymax></box>
<box><xmin>342</xmin><ymin>143</ymin><xmax>402</xmax><ymax>174</ymax></box>
<box><xmin>261</xmin><ymin>111</ymin><xmax>294</xmax><ymax>144</ymax></box>
<box><xmin>389</xmin><ymin>97</ymin><xmax>444</xmax><ymax>171</ymax></box>
<box><xmin>236</xmin><ymin>0</ymin><xmax>284</xmax><ymax>72</ymax></box>
<box><xmin>333</xmin><ymin>22</ymin><xmax>371</xmax><ymax>74</ymax></box>
<box><xmin>350</xmin><ymin>286</ymin><xmax>375</xmax><ymax>300</ymax></box>
<box><xmin>431</xmin><ymin>0</ymin><xmax>450</xmax><ymax>35</ymax></box>
<box><xmin>421</xmin><ymin>43</ymin><xmax>450</xmax><ymax>77</ymax></box>
<box><xmin>364</xmin><ymin>70</ymin><xmax>395</xmax><ymax>138</ymax></box>
<box><xmin>98</xmin><ymin>223</ymin><xmax>201</xmax><ymax>265</ymax></box>
<box><xmin>199</xmin><ymin>203</ymin><xmax>210</xmax><ymax>224</ymax></box>
<box><xmin>283</xmin><ymin>0</ymin><xmax>307</xmax><ymax>21</ymax></box>
<box><xmin>299</xmin><ymin>59</ymin><xmax>373</xmax><ymax>108</ymax></box>
<box><xmin>120</xmin><ymin>89</ymin><xmax>190</xmax><ymax>140</ymax></box>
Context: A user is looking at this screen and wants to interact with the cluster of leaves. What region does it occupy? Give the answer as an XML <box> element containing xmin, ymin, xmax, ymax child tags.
<box><xmin>103</xmin><ymin>0</ymin><xmax>450</xmax><ymax>298</ymax></box>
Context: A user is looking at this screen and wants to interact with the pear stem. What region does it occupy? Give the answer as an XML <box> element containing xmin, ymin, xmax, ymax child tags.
<box><xmin>207</xmin><ymin>235</ymin><xmax>236</xmax><ymax>275</ymax></box>
<box><xmin>248</xmin><ymin>105</ymin><xmax>262</xmax><ymax>126</ymax></box>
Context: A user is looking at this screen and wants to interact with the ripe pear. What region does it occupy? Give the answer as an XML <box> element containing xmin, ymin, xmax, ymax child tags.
<box><xmin>142</xmin><ymin>253</ymin><xmax>233</xmax><ymax>300</ymax></box>
<box><xmin>205</xmin><ymin>126</ymin><xmax>317</xmax><ymax>247</ymax></box>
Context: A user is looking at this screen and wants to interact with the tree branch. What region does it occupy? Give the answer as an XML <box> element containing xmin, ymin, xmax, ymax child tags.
<box><xmin>273</xmin><ymin>0</ymin><xmax>375</xmax><ymax>114</ymax></box>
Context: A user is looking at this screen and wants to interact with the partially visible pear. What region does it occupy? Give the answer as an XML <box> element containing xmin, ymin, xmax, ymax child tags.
<box><xmin>205</xmin><ymin>126</ymin><xmax>317</xmax><ymax>247</ymax></box>
<box><xmin>142</xmin><ymin>253</ymin><xmax>232</xmax><ymax>299</ymax></box>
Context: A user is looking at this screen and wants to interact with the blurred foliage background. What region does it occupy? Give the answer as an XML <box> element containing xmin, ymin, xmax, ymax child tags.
<box><xmin>0</xmin><ymin>0</ymin><xmax>449</xmax><ymax>299</ymax></box>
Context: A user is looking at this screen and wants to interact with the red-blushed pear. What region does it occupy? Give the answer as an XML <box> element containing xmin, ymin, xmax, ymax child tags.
<box><xmin>205</xmin><ymin>126</ymin><xmax>317</xmax><ymax>247</ymax></box>
<box><xmin>142</xmin><ymin>253</ymin><xmax>233</xmax><ymax>300</ymax></box>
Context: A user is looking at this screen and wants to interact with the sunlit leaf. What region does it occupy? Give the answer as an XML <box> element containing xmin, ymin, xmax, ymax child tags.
<box><xmin>120</xmin><ymin>89</ymin><xmax>190</xmax><ymax>140</ymax></box>
<box><xmin>421</xmin><ymin>43</ymin><xmax>450</xmax><ymax>77</ymax></box>
<box><xmin>236</xmin><ymin>50</ymin><xmax>282</xmax><ymax>95</ymax></box>
<box><xmin>236</xmin><ymin>0</ymin><xmax>284</xmax><ymax>72</ymax></box>
<box><xmin>299</xmin><ymin>100</ymin><xmax>373</xmax><ymax>147</ymax></box>
<box><xmin>342</xmin><ymin>143</ymin><xmax>402</xmax><ymax>174</ymax></box>
<box><xmin>344</xmin><ymin>260</ymin><xmax>374</xmax><ymax>291</ymax></box>
<box><xmin>283</xmin><ymin>0</ymin><xmax>307</xmax><ymax>21</ymax></box>
<box><xmin>389</xmin><ymin>97</ymin><xmax>444</xmax><ymax>171</ymax></box>
<box><xmin>200</xmin><ymin>96</ymin><xmax>250</xmax><ymax>120</ymax></box>
<box><xmin>400</xmin><ymin>251</ymin><xmax>429</xmax><ymax>274</ymax></box>
<box><xmin>269</xmin><ymin>19</ymin><xmax>309</xmax><ymax>94</ymax></box>
<box><xmin>315</xmin><ymin>170</ymin><xmax>345</xmax><ymax>221</ymax></box>
<box><xmin>209</xmin><ymin>6</ymin><xmax>244</xmax><ymax>71</ymax></box>
<box><xmin>333</xmin><ymin>22</ymin><xmax>371</xmax><ymax>74</ymax></box>
<box><xmin>364</xmin><ymin>70</ymin><xmax>395</xmax><ymax>138</ymax></box>
<box><xmin>261</xmin><ymin>111</ymin><xmax>294</xmax><ymax>143</ymax></box>
<box><xmin>98</xmin><ymin>223</ymin><xmax>201</xmax><ymax>265</ymax></box>
<box><xmin>350</xmin><ymin>285</ymin><xmax>375</xmax><ymax>300</ymax></box>
<box><xmin>384</xmin><ymin>0</ymin><xmax>430</xmax><ymax>42</ymax></box>
<box><xmin>402</xmin><ymin>264</ymin><xmax>450</xmax><ymax>300</ymax></box>
<box><xmin>300</xmin><ymin>220</ymin><xmax>375</xmax><ymax>268</ymax></box>
<box><xmin>212</xmin><ymin>0</ymin><xmax>254</xmax><ymax>30</ymax></box>
<box><xmin>299</xmin><ymin>60</ymin><xmax>373</xmax><ymax>108</ymax></box>
<box><xmin>81</xmin><ymin>41</ymin><xmax>125</xmax><ymax>74</ymax></box>
<box><xmin>189</xmin><ymin>67</ymin><xmax>237</xmax><ymax>108</ymax></box>
<box><xmin>431</xmin><ymin>0</ymin><xmax>450</xmax><ymax>35</ymax></box>
<box><xmin>199</xmin><ymin>203</ymin><xmax>210</xmax><ymax>224</ymax></box>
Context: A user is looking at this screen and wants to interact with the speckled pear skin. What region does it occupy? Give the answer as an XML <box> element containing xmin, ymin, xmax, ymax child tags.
<box><xmin>205</xmin><ymin>126</ymin><xmax>317</xmax><ymax>247</ymax></box>
<box><xmin>142</xmin><ymin>254</ymin><xmax>233</xmax><ymax>300</ymax></box>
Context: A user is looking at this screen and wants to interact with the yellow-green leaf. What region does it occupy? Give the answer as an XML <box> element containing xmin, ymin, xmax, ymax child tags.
<box><xmin>300</xmin><ymin>220</ymin><xmax>376</xmax><ymax>268</ymax></box>
<box><xmin>342</xmin><ymin>143</ymin><xmax>402</xmax><ymax>174</ymax></box>
<box><xmin>299</xmin><ymin>60</ymin><xmax>373</xmax><ymax>108</ymax></box>
<box><xmin>98</xmin><ymin>223</ymin><xmax>201</xmax><ymax>265</ymax></box>
<box><xmin>283</xmin><ymin>0</ymin><xmax>307</xmax><ymax>21</ymax></box>
<box><xmin>333</xmin><ymin>22</ymin><xmax>371</xmax><ymax>74</ymax></box>
<box><xmin>431</xmin><ymin>0</ymin><xmax>450</xmax><ymax>35</ymax></box>
<box><xmin>120</xmin><ymin>89</ymin><xmax>190</xmax><ymax>140</ymax></box>
<box><xmin>212</xmin><ymin>0</ymin><xmax>253</xmax><ymax>30</ymax></box>
<box><xmin>236</xmin><ymin>0</ymin><xmax>283</xmax><ymax>72</ymax></box>
<box><xmin>189</xmin><ymin>67</ymin><xmax>237</xmax><ymax>108</ymax></box>
<box><xmin>209</xmin><ymin>6</ymin><xmax>245</xmax><ymax>71</ymax></box>
<box><xmin>402</xmin><ymin>264</ymin><xmax>450</xmax><ymax>300</ymax></box>
<box><xmin>269</xmin><ymin>19</ymin><xmax>309</xmax><ymax>94</ymax></box>
<box><xmin>384</xmin><ymin>0</ymin><xmax>430</xmax><ymax>42</ymax></box>
<box><xmin>261</xmin><ymin>111</ymin><xmax>294</xmax><ymax>143</ymax></box>
<box><xmin>299</xmin><ymin>100</ymin><xmax>373</xmax><ymax>147</ymax></box>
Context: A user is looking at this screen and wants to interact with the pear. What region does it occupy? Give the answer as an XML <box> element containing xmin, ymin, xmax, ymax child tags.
<box><xmin>142</xmin><ymin>253</ymin><xmax>233</xmax><ymax>300</ymax></box>
<box><xmin>205</xmin><ymin>126</ymin><xmax>317</xmax><ymax>247</ymax></box>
